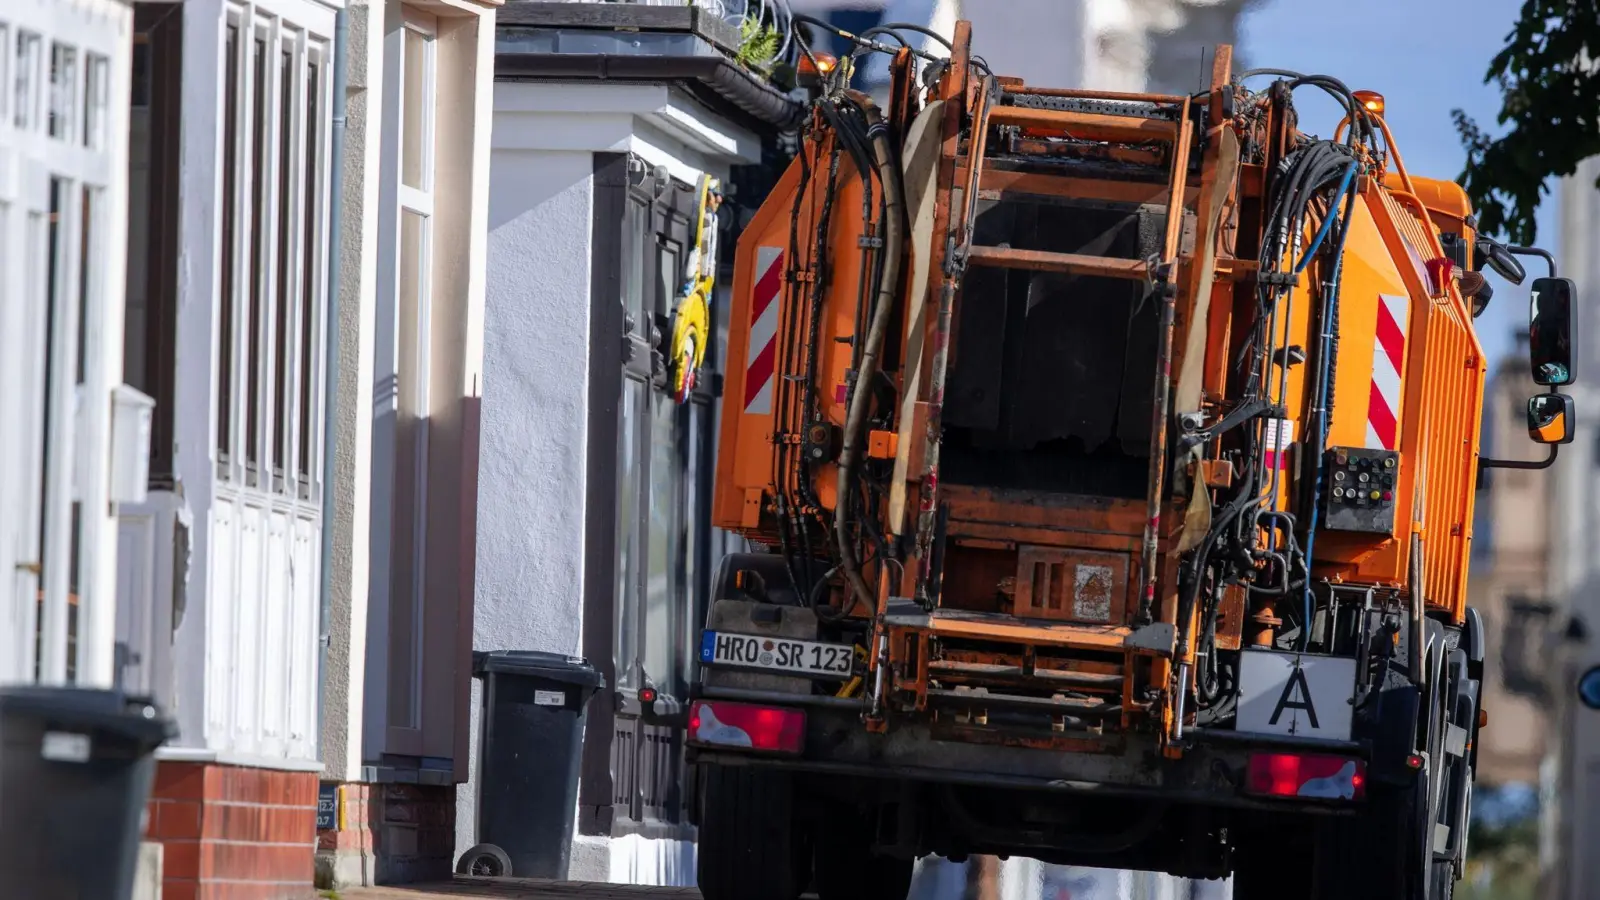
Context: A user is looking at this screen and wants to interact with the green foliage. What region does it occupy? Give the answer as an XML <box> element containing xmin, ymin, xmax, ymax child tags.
<box><xmin>738</xmin><ymin>17</ymin><xmax>782</xmax><ymax>72</ymax></box>
<box><xmin>1452</xmin><ymin>1</ymin><xmax>1600</xmax><ymax>245</ymax></box>
<box><xmin>1459</xmin><ymin>794</ymin><xmax>1541</xmax><ymax>900</ymax></box>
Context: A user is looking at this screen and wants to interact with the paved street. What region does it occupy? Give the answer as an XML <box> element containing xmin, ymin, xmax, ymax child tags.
<box><xmin>346</xmin><ymin>879</ymin><xmax>704</xmax><ymax>899</ymax></box>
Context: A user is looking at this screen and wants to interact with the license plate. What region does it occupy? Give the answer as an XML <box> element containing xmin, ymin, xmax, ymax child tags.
<box><xmin>699</xmin><ymin>631</ymin><xmax>854</xmax><ymax>680</ymax></box>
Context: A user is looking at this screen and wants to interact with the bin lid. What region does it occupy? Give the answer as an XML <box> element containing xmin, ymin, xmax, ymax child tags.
<box><xmin>472</xmin><ymin>650</ymin><xmax>606</xmax><ymax>689</ymax></box>
<box><xmin>0</xmin><ymin>687</ymin><xmax>175</xmax><ymax>751</ymax></box>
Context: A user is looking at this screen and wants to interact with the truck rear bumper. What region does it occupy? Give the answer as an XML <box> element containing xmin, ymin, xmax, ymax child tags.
<box><xmin>687</xmin><ymin>705</ymin><xmax>1368</xmax><ymax>816</ymax></box>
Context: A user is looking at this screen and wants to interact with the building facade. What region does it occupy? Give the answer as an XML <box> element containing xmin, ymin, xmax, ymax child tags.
<box><xmin>108</xmin><ymin>0</ymin><xmax>498</xmax><ymax>893</ymax></box>
<box><xmin>1470</xmin><ymin>335</ymin><xmax>1561</xmax><ymax>787</ymax></box>
<box><xmin>117</xmin><ymin>0</ymin><xmax>343</xmax><ymax>894</ymax></box>
<box><xmin>465</xmin><ymin>5</ymin><xmax>798</xmax><ymax>883</ymax></box>
<box><xmin>0</xmin><ymin>0</ymin><xmax>138</xmax><ymax>696</ymax></box>
<box><xmin>316</xmin><ymin>0</ymin><xmax>500</xmax><ymax>888</ymax></box>
<box><xmin>1551</xmin><ymin>153</ymin><xmax>1600</xmax><ymax>900</ymax></box>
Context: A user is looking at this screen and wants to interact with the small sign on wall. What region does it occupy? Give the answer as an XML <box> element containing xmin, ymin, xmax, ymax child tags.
<box><xmin>316</xmin><ymin>783</ymin><xmax>340</xmax><ymax>832</ymax></box>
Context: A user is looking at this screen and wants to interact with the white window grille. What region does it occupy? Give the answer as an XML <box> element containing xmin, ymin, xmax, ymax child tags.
<box><xmin>0</xmin><ymin>0</ymin><xmax>133</xmax><ymax>688</ymax></box>
<box><xmin>213</xmin><ymin>5</ymin><xmax>328</xmax><ymax>503</ymax></box>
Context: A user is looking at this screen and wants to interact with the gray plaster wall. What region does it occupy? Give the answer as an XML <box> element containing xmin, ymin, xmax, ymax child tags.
<box><xmin>321</xmin><ymin>0</ymin><xmax>383</xmax><ymax>783</ymax></box>
<box><xmin>457</xmin><ymin>148</ymin><xmax>596</xmax><ymax>858</ymax></box>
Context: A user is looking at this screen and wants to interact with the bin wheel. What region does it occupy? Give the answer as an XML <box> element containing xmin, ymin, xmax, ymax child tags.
<box><xmin>457</xmin><ymin>843</ymin><xmax>513</xmax><ymax>877</ymax></box>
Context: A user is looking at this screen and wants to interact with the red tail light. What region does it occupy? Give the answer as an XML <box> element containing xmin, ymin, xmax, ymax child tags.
<box><xmin>1245</xmin><ymin>752</ymin><xmax>1366</xmax><ymax>802</ymax></box>
<box><xmin>688</xmin><ymin>701</ymin><xmax>805</xmax><ymax>755</ymax></box>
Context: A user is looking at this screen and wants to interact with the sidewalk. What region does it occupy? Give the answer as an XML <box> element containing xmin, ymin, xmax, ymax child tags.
<box><xmin>343</xmin><ymin>879</ymin><xmax>702</xmax><ymax>899</ymax></box>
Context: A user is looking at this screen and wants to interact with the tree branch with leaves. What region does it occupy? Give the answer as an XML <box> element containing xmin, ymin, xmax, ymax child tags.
<box><xmin>1453</xmin><ymin>1</ymin><xmax>1600</xmax><ymax>245</ymax></box>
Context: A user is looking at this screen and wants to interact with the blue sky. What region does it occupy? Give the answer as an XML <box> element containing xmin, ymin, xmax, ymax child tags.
<box><xmin>1240</xmin><ymin>0</ymin><xmax>1556</xmax><ymax>366</ymax></box>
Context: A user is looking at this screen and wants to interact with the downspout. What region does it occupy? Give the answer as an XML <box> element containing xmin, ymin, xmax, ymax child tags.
<box><xmin>316</xmin><ymin>5</ymin><xmax>349</xmax><ymax>762</ymax></box>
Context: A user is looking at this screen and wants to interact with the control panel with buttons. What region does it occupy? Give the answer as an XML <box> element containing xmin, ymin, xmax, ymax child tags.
<box><xmin>1320</xmin><ymin>446</ymin><xmax>1400</xmax><ymax>535</ymax></box>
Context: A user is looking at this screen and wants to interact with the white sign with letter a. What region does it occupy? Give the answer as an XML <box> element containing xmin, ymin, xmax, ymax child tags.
<box><xmin>1235</xmin><ymin>650</ymin><xmax>1356</xmax><ymax>741</ymax></box>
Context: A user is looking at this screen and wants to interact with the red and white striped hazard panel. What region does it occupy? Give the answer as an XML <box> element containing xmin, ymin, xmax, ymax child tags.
<box><xmin>743</xmin><ymin>246</ymin><xmax>785</xmax><ymax>416</ymax></box>
<box><xmin>1264</xmin><ymin>418</ymin><xmax>1294</xmax><ymax>471</ymax></box>
<box><xmin>1366</xmin><ymin>293</ymin><xmax>1409</xmax><ymax>450</ymax></box>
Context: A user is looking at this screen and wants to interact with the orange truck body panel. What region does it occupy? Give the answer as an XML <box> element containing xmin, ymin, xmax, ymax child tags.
<box><xmin>709</xmin><ymin>25</ymin><xmax>1490</xmax><ymax>747</ymax></box>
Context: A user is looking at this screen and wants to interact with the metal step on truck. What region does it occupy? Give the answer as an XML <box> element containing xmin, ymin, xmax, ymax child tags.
<box><xmin>679</xmin><ymin>19</ymin><xmax>1576</xmax><ymax>900</ymax></box>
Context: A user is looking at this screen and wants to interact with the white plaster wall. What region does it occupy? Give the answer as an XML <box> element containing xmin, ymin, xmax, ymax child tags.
<box><xmin>457</xmin><ymin>147</ymin><xmax>596</xmax><ymax>858</ymax></box>
<box><xmin>474</xmin><ymin>148</ymin><xmax>595</xmax><ymax>659</ymax></box>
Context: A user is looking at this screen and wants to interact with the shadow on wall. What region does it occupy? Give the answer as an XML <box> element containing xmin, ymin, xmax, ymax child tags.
<box><xmin>487</xmin><ymin>149</ymin><xmax>597</xmax><ymax>234</ymax></box>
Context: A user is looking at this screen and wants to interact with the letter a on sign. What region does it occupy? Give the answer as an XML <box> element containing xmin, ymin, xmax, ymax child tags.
<box><xmin>1268</xmin><ymin>666</ymin><xmax>1320</xmax><ymax>731</ymax></box>
<box><xmin>1235</xmin><ymin>650</ymin><xmax>1356</xmax><ymax>741</ymax></box>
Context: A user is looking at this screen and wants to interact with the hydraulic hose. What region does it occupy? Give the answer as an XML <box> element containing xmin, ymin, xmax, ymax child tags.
<box><xmin>836</xmin><ymin>99</ymin><xmax>905</xmax><ymax>616</ymax></box>
<box><xmin>1297</xmin><ymin>164</ymin><xmax>1362</xmax><ymax>650</ymax></box>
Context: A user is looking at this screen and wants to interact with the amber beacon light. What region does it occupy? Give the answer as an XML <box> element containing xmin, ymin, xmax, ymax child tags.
<box><xmin>1353</xmin><ymin>90</ymin><xmax>1385</xmax><ymax>116</ymax></box>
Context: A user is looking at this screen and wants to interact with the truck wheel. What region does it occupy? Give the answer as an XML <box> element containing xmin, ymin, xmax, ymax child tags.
<box><xmin>812</xmin><ymin>813</ymin><xmax>914</xmax><ymax>900</ymax></box>
<box><xmin>1311</xmin><ymin>782</ymin><xmax>1425</xmax><ymax>898</ymax></box>
<box><xmin>696</xmin><ymin>766</ymin><xmax>809</xmax><ymax>900</ymax></box>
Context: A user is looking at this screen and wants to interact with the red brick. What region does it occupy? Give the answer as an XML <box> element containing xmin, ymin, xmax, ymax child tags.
<box><xmin>289</xmin><ymin>773</ymin><xmax>318</xmax><ymax>807</ymax></box>
<box><xmin>161</xmin><ymin>880</ymin><xmax>198</xmax><ymax>900</ymax></box>
<box><xmin>162</xmin><ymin>840</ymin><xmax>201</xmax><ymax>880</ymax></box>
<box><xmin>205</xmin><ymin>842</ymin><xmax>313</xmax><ymax>882</ymax></box>
<box><xmin>203</xmin><ymin>764</ymin><xmax>229</xmax><ymax>801</ymax></box>
<box><xmin>154</xmin><ymin>763</ymin><xmax>206</xmax><ymax>802</ymax></box>
<box><xmin>154</xmin><ymin>801</ymin><xmax>204</xmax><ymax>840</ymax></box>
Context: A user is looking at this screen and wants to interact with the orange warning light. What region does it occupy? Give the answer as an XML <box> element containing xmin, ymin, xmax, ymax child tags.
<box><xmin>1353</xmin><ymin>90</ymin><xmax>1385</xmax><ymax>117</ymax></box>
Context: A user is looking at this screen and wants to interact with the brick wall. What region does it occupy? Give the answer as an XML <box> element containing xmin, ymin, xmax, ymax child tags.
<box><xmin>144</xmin><ymin>761</ymin><xmax>318</xmax><ymax>900</ymax></box>
<box><xmin>372</xmin><ymin>784</ymin><xmax>456</xmax><ymax>885</ymax></box>
<box><xmin>315</xmin><ymin>782</ymin><xmax>374</xmax><ymax>888</ymax></box>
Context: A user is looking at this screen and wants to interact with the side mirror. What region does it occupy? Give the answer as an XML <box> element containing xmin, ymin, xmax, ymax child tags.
<box><xmin>1478</xmin><ymin>238</ymin><xmax>1527</xmax><ymax>285</ymax></box>
<box><xmin>1527</xmin><ymin>393</ymin><xmax>1575</xmax><ymax>445</ymax></box>
<box><xmin>1530</xmin><ymin>276</ymin><xmax>1577</xmax><ymax>386</ymax></box>
<box><xmin>1578</xmin><ymin>665</ymin><xmax>1600</xmax><ymax>711</ymax></box>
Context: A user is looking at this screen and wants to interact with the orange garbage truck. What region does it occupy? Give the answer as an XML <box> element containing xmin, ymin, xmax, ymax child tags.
<box><xmin>683</xmin><ymin>21</ymin><xmax>1576</xmax><ymax>900</ymax></box>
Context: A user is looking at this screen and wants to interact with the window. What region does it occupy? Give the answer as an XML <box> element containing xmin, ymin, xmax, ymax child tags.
<box><xmin>83</xmin><ymin>54</ymin><xmax>107</xmax><ymax>150</ymax></box>
<box><xmin>217</xmin><ymin>23</ymin><xmax>239</xmax><ymax>463</ymax></box>
<box><xmin>212</xmin><ymin>14</ymin><xmax>327</xmax><ymax>495</ymax></box>
<box><xmin>374</xmin><ymin>4</ymin><xmax>438</xmax><ymax>743</ymax></box>
<box><xmin>244</xmin><ymin>32</ymin><xmax>266</xmax><ymax>482</ymax></box>
<box><xmin>272</xmin><ymin>48</ymin><xmax>293</xmax><ymax>484</ymax></box>
<box><xmin>298</xmin><ymin>58</ymin><xmax>321</xmax><ymax>489</ymax></box>
<box><xmin>48</xmin><ymin>42</ymin><xmax>75</xmax><ymax>142</ymax></box>
<box><xmin>0</xmin><ymin>23</ymin><xmax>11</xmax><ymax>122</ymax></box>
<box><xmin>127</xmin><ymin>5</ymin><xmax>182</xmax><ymax>487</ymax></box>
<box><xmin>15</xmin><ymin>31</ymin><xmax>40</xmax><ymax>130</ymax></box>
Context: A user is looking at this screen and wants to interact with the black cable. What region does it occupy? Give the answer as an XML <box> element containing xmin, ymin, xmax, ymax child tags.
<box><xmin>791</xmin><ymin>12</ymin><xmax>943</xmax><ymax>63</ymax></box>
<box><xmin>879</xmin><ymin>22</ymin><xmax>954</xmax><ymax>50</ymax></box>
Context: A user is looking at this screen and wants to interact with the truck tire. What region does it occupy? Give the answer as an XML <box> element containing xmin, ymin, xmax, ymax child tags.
<box><xmin>1314</xmin><ymin>647</ymin><xmax>1446</xmax><ymax>900</ymax></box>
<box><xmin>1311</xmin><ymin>781</ymin><xmax>1426</xmax><ymax>899</ymax></box>
<box><xmin>812</xmin><ymin>812</ymin><xmax>914</xmax><ymax>900</ymax></box>
<box><xmin>696</xmin><ymin>766</ymin><xmax>809</xmax><ymax>900</ymax></box>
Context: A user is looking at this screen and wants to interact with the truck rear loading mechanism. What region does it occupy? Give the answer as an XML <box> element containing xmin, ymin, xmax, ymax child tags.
<box><xmin>682</xmin><ymin>20</ymin><xmax>1578</xmax><ymax>900</ymax></box>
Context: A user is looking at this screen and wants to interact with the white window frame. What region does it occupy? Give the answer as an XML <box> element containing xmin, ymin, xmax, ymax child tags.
<box><xmin>370</xmin><ymin>2</ymin><xmax>438</xmax><ymax>751</ymax></box>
